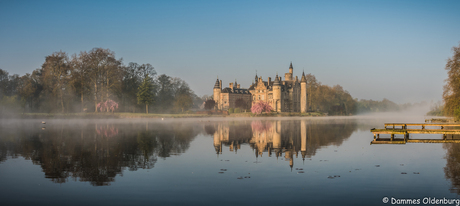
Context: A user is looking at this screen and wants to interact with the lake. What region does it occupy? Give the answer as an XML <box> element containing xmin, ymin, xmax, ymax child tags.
<box><xmin>1</xmin><ymin>116</ymin><xmax>459</xmax><ymax>206</ymax></box>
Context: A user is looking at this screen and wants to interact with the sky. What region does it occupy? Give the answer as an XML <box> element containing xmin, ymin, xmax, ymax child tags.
<box><xmin>0</xmin><ymin>0</ymin><xmax>459</xmax><ymax>104</ymax></box>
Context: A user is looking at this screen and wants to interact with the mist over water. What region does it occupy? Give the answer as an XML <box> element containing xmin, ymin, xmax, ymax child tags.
<box><xmin>1</xmin><ymin>114</ymin><xmax>459</xmax><ymax>205</ymax></box>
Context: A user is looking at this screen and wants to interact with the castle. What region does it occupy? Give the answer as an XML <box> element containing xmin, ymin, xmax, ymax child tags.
<box><xmin>213</xmin><ymin>63</ymin><xmax>308</xmax><ymax>113</ymax></box>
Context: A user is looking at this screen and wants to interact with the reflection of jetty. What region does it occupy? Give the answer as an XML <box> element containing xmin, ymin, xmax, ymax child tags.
<box><xmin>371</xmin><ymin>123</ymin><xmax>460</xmax><ymax>144</ymax></box>
<box><xmin>425</xmin><ymin>118</ymin><xmax>455</xmax><ymax>123</ymax></box>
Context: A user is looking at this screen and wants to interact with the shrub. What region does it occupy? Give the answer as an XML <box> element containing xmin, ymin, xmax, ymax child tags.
<box><xmin>251</xmin><ymin>101</ymin><xmax>273</xmax><ymax>115</ymax></box>
<box><xmin>234</xmin><ymin>108</ymin><xmax>241</xmax><ymax>113</ymax></box>
<box><xmin>228</xmin><ymin>108</ymin><xmax>234</xmax><ymax>113</ymax></box>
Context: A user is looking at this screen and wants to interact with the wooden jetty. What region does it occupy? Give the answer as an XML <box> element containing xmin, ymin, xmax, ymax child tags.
<box><xmin>384</xmin><ymin>123</ymin><xmax>460</xmax><ymax>129</ymax></box>
<box><xmin>371</xmin><ymin>122</ymin><xmax>460</xmax><ymax>144</ymax></box>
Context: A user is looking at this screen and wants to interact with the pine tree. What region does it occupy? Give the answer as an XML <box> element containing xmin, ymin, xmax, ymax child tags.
<box><xmin>137</xmin><ymin>75</ymin><xmax>155</xmax><ymax>114</ymax></box>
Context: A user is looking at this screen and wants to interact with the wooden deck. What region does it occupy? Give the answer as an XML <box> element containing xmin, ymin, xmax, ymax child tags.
<box><xmin>371</xmin><ymin>138</ymin><xmax>460</xmax><ymax>144</ymax></box>
<box><xmin>384</xmin><ymin>123</ymin><xmax>460</xmax><ymax>129</ymax></box>
<box><xmin>371</xmin><ymin>122</ymin><xmax>460</xmax><ymax>144</ymax></box>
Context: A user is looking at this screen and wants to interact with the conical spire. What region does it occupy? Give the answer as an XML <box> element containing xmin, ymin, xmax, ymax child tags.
<box><xmin>290</xmin><ymin>62</ymin><xmax>293</xmax><ymax>69</ymax></box>
<box><xmin>274</xmin><ymin>73</ymin><xmax>280</xmax><ymax>85</ymax></box>
<box><xmin>214</xmin><ymin>78</ymin><xmax>220</xmax><ymax>89</ymax></box>
<box><xmin>301</xmin><ymin>70</ymin><xmax>306</xmax><ymax>83</ymax></box>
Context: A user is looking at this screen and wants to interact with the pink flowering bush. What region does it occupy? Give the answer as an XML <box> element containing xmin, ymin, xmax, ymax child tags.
<box><xmin>96</xmin><ymin>125</ymin><xmax>119</xmax><ymax>138</ymax></box>
<box><xmin>251</xmin><ymin>101</ymin><xmax>273</xmax><ymax>115</ymax></box>
<box><xmin>97</xmin><ymin>99</ymin><xmax>119</xmax><ymax>112</ymax></box>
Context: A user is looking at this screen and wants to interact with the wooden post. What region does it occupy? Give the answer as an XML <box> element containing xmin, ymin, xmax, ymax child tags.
<box><xmin>391</xmin><ymin>134</ymin><xmax>394</xmax><ymax>141</ymax></box>
<box><xmin>374</xmin><ymin>134</ymin><xmax>376</xmax><ymax>140</ymax></box>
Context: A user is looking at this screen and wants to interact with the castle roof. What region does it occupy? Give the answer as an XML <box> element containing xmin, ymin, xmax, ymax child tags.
<box><xmin>301</xmin><ymin>72</ymin><xmax>306</xmax><ymax>83</ymax></box>
<box><xmin>274</xmin><ymin>74</ymin><xmax>280</xmax><ymax>85</ymax></box>
<box><xmin>214</xmin><ymin>78</ymin><xmax>220</xmax><ymax>88</ymax></box>
<box><xmin>221</xmin><ymin>87</ymin><xmax>250</xmax><ymax>94</ymax></box>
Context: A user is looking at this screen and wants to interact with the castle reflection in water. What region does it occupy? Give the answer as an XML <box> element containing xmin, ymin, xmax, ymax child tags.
<box><xmin>211</xmin><ymin>119</ymin><xmax>357</xmax><ymax>169</ymax></box>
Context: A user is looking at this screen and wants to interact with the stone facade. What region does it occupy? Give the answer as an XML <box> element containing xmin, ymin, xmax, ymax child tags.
<box><xmin>213</xmin><ymin>63</ymin><xmax>308</xmax><ymax>113</ymax></box>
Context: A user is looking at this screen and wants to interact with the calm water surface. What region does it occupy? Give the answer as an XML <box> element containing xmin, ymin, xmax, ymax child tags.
<box><xmin>1</xmin><ymin>116</ymin><xmax>460</xmax><ymax>206</ymax></box>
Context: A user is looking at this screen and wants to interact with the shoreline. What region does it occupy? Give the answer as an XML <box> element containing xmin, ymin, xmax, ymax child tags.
<box><xmin>0</xmin><ymin>112</ymin><xmax>326</xmax><ymax>119</ymax></box>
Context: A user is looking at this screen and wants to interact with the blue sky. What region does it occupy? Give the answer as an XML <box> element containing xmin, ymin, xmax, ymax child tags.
<box><xmin>1</xmin><ymin>0</ymin><xmax>459</xmax><ymax>103</ymax></box>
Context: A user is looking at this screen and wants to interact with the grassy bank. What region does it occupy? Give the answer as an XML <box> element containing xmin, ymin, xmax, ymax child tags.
<box><xmin>228</xmin><ymin>112</ymin><xmax>324</xmax><ymax>117</ymax></box>
<box><xmin>7</xmin><ymin>112</ymin><xmax>216</xmax><ymax>119</ymax></box>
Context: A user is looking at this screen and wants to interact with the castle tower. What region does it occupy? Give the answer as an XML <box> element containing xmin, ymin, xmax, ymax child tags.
<box><xmin>213</xmin><ymin>127</ymin><xmax>222</xmax><ymax>154</ymax></box>
<box><xmin>285</xmin><ymin>62</ymin><xmax>293</xmax><ymax>81</ymax></box>
<box><xmin>300</xmin><ymin>71</ymin><xmax>307</xmax><ymax>113</ymax></box>
<box><xmin>273</xmin><ymin>121</ymin><xmax>282</xmax><ymax>158</ymax></box>
<box><xmin>300</xmin><ymin>120</ymin><xmax>307</xmax><ymax>160</ymax></box>
<box><xmin>213</xmin><ymin>78</ymin><xmax>221</xmax><ymax>110</ymax></box>
<box><xmin>273</xmin><ymin>74</ymin><xmax>282</xmax><ymax>112</ymax></box>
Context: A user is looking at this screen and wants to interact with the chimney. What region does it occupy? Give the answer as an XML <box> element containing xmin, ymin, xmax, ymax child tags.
<box><xmin>268</xmin><ymin>77</ymin><xmax>271</xmax><ymax>85</ymax></box>
<box><xmin>237</xmin><ymin>84</ymin><xmax>240</xmax><ymax>89</ymax></box>
<box><xmin>229</xmin><ymin>82</ymin><xmax>233</xmax><ymax>88</ymax></box>
<box><xmin>295</xmin><ymin>76</ymin><xmax>298</xmax><ymax>82</ymax></box>
<box><xmin>219</xmin><ymin>80</ymin><xmax>222</xmax><ymax>89</ymax></box>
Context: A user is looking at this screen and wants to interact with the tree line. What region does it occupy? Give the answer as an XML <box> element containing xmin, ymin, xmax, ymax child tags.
<box><xmin>303</xmin><ymin>74</ymin><xmax>356</xmax><ymax>115</ymax></box>
<box><xmin>0</xmin><ymin>48</ymin><xmax>204</xmax><ymax>114</ymax></box>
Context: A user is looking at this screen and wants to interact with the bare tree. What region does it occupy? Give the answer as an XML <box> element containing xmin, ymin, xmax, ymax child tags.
<box><xmin>41</xmin><ymin>51</ymin><xmax>70</xmax><ymax>113</ymax></box>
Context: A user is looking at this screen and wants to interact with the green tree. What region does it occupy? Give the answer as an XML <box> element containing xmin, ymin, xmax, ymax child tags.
<box><xmin>235</xmin><ymin>98</ymin><xmax>248</xmax><ymax>110</ymax></box>
<box><xmin>443</xmin><ymin>43</ymin><xmax>460</xmax><ymax>117</ymax></box>
<box><xmin>204</xmin><ymin>99</ymin><xmax>215</xmax><ymax>110</ymax></box>
<box><xmin>156</xmin><ymin>74</ymin><xmax>174</xmax><ymax>112</ymax></box>
<box><xmin>121</xmin><ymin>62</ymin><xmax>156</xmax><ymax>113</ymax></box>
<box><xmin>175</xmin><ymin>93</ymin><xmax>193</xmax><ymax>112</ymax></box>
<box><xmin>137</xmin><ymin>75</ymin><xmax>155</xmax><ymax>113</ymax></box>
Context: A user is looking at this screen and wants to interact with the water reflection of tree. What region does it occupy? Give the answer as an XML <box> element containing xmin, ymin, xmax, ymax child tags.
<box><xmin>444</xmin><ymin>143</ymin><xmax>460</xmax><ymax>194</ymax></box>
<box><xmin>0</xmin><ymin>122</ymin><xmax>200</xmax><ymax>186</ymax></box>
<box><xmin>303</xmin><ymin>120</ymin><xmax>357</xmax><ymax>157</ymax></box>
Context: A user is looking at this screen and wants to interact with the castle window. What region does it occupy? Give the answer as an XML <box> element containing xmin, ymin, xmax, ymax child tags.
<box><xmin>258</xmin><ymin>95</ymin><xmax>260</xmax><ymax>100</ymax></box>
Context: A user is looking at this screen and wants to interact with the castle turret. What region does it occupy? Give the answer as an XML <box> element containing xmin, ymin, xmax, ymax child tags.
<box><xmin>273</xmin><ymin>74</ymin><xmax>282</xmax><ymax>112</ymax></box>
<box><xmin>273</xmin><ymin>121</ymin><xmax>282</xmax><ymax>158</ymax></box>
<box><xmin>301</xmin><ymin>71</ymin><xmax>307</xmax><ymax>113</ymax></box>
<box><xmin>213</xmin><ymin>78</ymin><xmax>221</xmax><ymax>110</ymax></box>
<box><xmin>213</xmin><ymin>128</ymin><xmax>221</xmax><ymax>155</ymax></box>
<box><xmin>285</xmin><ymin>62</ymin><xmax>293</xmax><ymax>81</ymax></box>
<box><xmin>300</xmin><ymin>120</ymin><xmax>307</xmax><ymax>160</ymax></box>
